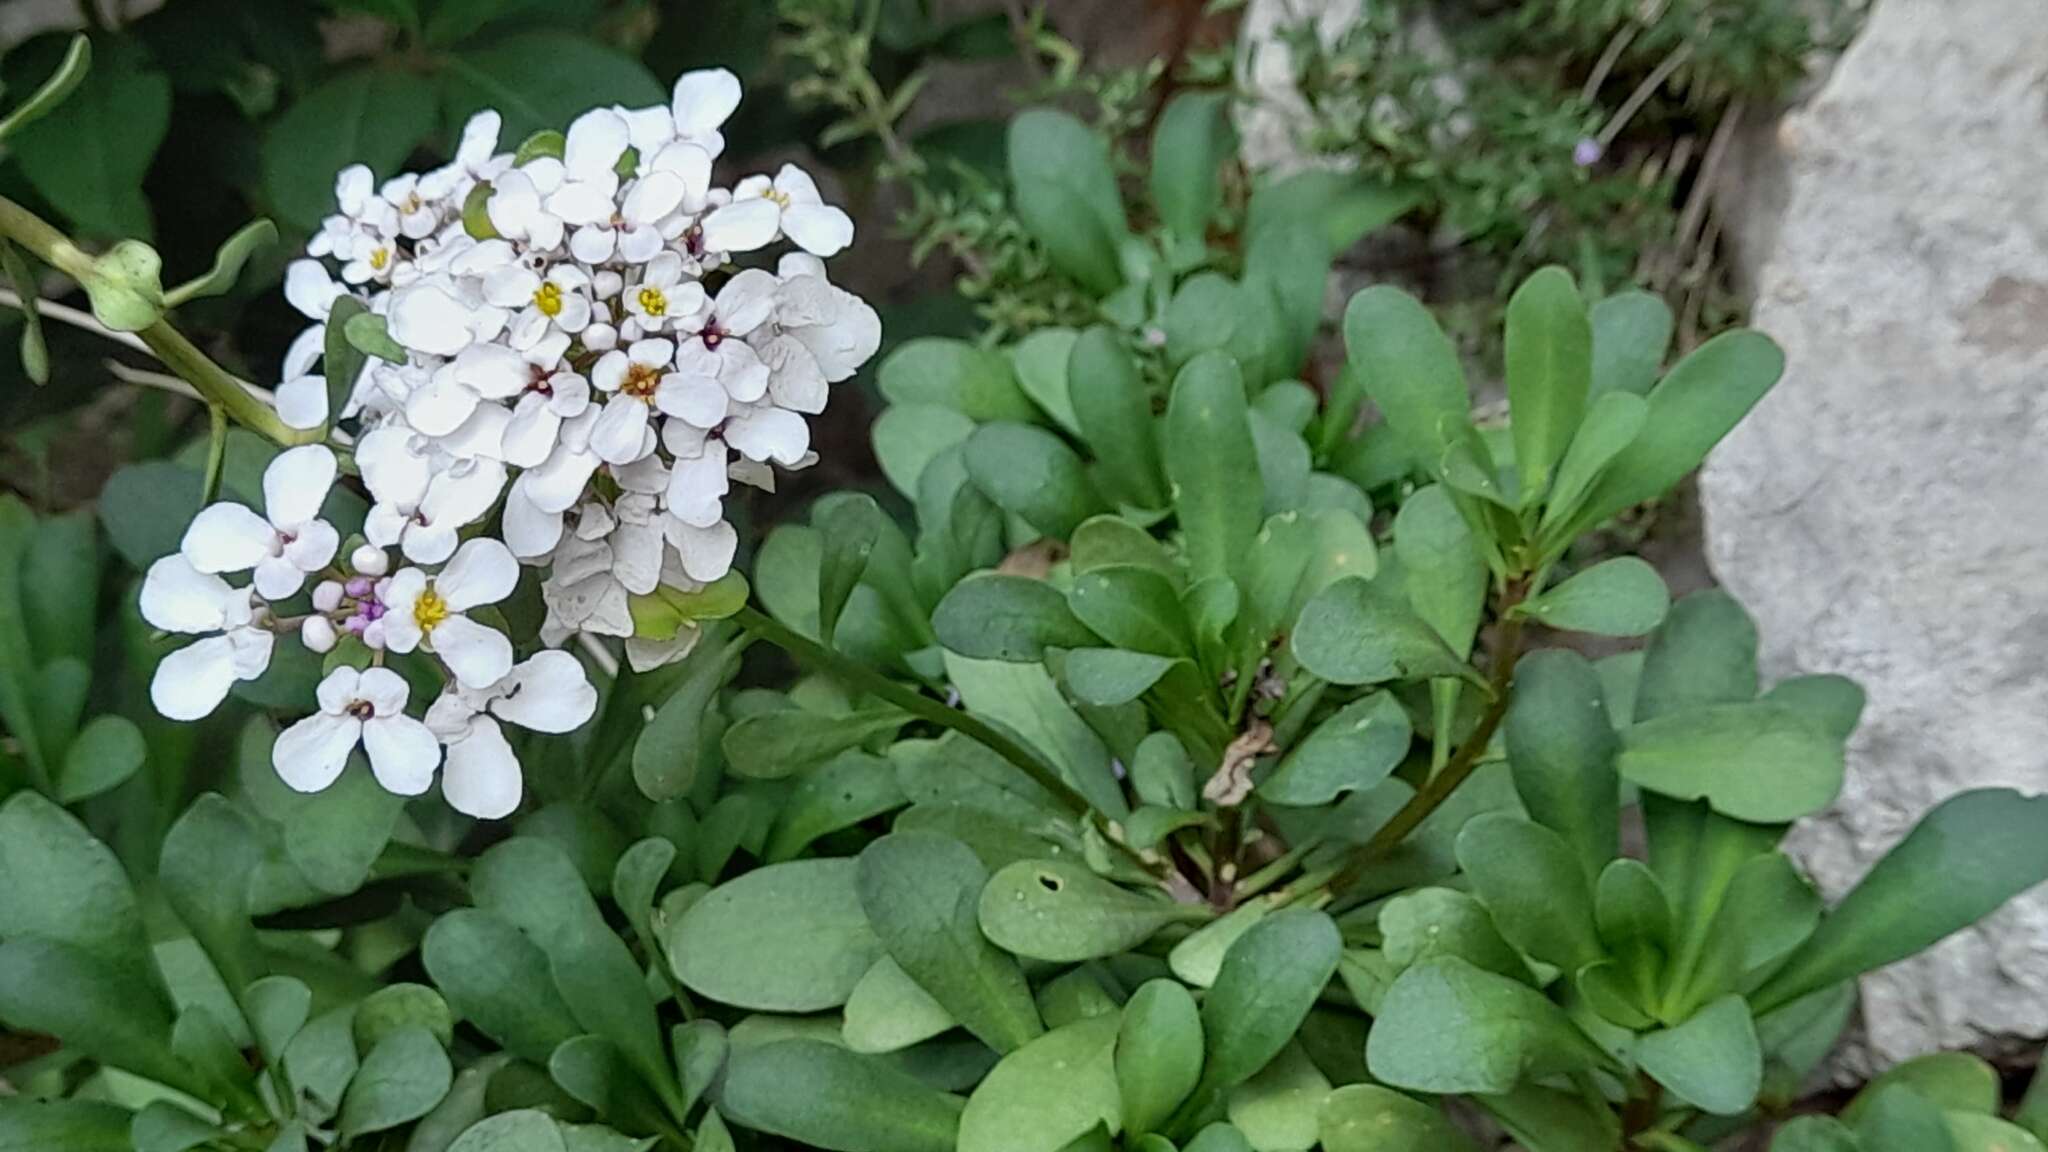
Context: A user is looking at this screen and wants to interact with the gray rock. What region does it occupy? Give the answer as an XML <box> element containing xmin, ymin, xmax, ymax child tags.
<box><xmin>1701</xmin><ymin>0</ymin><xmax>2048</xmax><ymax>1075</ymax></box>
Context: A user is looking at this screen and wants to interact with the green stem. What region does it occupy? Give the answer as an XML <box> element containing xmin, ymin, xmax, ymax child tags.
<box><xmin>732</xmin><ymin>605</ymin><xmax>1089</xmax><ymax>815</ymax></box>
<box><xmin>1324</xmin><ymin>587</ymin><xmax>1530</xmax><ymax>904</ymax></box>
<box><xmin>0</xmin><ymin>194</ymin><xmax>320</xmax><ymax>448</ymax></box>
<box><xmin>201</xmin><ymin>404</ymin><xmax>228</xmax><ymax>503</ymax></box>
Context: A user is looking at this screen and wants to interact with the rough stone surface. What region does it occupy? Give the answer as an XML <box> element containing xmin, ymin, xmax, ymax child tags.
<box><xmin>1702</xmin><ymin>0</ymin><xmax>2048</xmax><ymax>1074</ymax></box>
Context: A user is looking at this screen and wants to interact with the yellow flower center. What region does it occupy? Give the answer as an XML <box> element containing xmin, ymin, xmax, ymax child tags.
<box><xmin>621</xmin><ymin>363</ymin><xmax>661</xmax><ymax>402</ymax></box>
<box><xmin>368</xmin><ymin>247</ymin><xmax>390</xmax><ymax>271</ymax></box>
<box><xmin>764</xmin><ymin>187</ymin><xmax>792</xmax><ymax>209</ymax></box>
<box><xmin>534</xmin><ymin>280</ymin><xmax>563</xmax><ymax>316</ymax></box>
<box><xmin>637</xmin><ymin>286</ymin><xmax>668</xmax><ymax>317</ymax></box>
<box><xmin>413</xmin><ymin>586</ymin><xmax>449</xmax><ymax>633</ymax></box>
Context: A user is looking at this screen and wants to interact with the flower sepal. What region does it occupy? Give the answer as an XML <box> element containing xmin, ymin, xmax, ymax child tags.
<box><xmin>629</xmin><ymin>570</ymin><xmax>749</xmax><ymax>640</ymax></box>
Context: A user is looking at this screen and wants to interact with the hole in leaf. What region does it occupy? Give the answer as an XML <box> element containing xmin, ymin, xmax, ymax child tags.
<box><xmin>1036</xmin><ymin>872</ymin><xmax>1063</xmax><ymax>893</ymax></box>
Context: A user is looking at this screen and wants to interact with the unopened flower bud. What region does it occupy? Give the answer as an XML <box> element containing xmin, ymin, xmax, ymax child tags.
<box><xmin>361</xmin><ymin>619</ymin><xmax>387</xmax><ymax>650</ymax></box>
<box><xmin>351</xmin><ymin>543</ymin><xmax>390</xmax><ymax>576</ymax></box>
<box><xmin>312</xmin><ymin>580</ymin><xmax>344</xmax><ymax>612</ymax></box>
<box><xmin>300</xmin><ymin>615</ymin><xmax>338</xmax><ymax>653</ymax></box>
<box><xmin>583</xmin><ymin>322</ymin><xmax>618</xmax><ymax>352</ymax></box>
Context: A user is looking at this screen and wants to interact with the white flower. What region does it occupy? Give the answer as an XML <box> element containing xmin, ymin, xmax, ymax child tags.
<box><xmin>363</xmin><ymin>451</ymin><xmax>508</xmax><ymax>565</ymax></box>
<box><xmin>418</xmin><ymin>110</ymin><xmax>503</xmax><ymax>201</ymax></box>
<box><xmin>380</xmin><ymin>537</ymin><xmax>520</xmax><ymax>688</ymax></box>
<box><xmin>621</xmin><ymin>252</ymin><xmax>707</xmax><ymax>335</ymax></box>
<box><xmin>700</xmin><ymin>164</ymin><xmax>853</xmax><ymax>257</ymax></box>
<box><xmin>425</xmin><ymin>650</ymin><xmax>597</xmax><ymax>818</ymax></box>
<box><xmin>487</xmin><ymin>157</ymin><xmax>569</xmax><ymax>251</ymax></box>
<box><xmin>284</xmin><ymin>260</ymin><xmax>345</xmax><ymax>321</ymax></box>
<box><xmin>502</xmin><ymin>369</ymin><xmax>591</xmax><ymax>469</ymax></box>
<box><xmin>546</xmin><ymin>108</ymin><xmax>629</xmax><ymax>229</ymax></box>
<box><xmin>724</xmin><ymin>400</ymin><xmax>811</xmax><ymax>467</ymax></box>
<box><xmin>405</xmin><ymin>343</ymin><xmax>528</xmax><ymax>436</ymax></box>
<box><xmin>661</xmin><ymin>424</ymin><xmax>730</xmax><ymax>528</ymax></box>
<box><xmin>140</xmin><ymin>556</ymin><xmax>274</xmax><ymax>720</ymax></box>
<box><xmin>274</xmin><ymin>666</ymin><xmax>440</xmax><ymax>797</ymax></box>
<box><xmin>775</xmin><ymin>253</ymin><xmax>883</xmax><ymax>383</ymax></box>
<box><xmin>180</xmin><ymin>444</ymin><xmax>340</xmax><ymax>600</ymax></box>
<box><xmin>671</xmin><ymin>268</ymin><xmax>775</xmax><ymax>403</ymax></box>
<box><xmin>589</xmin><ymin>338</ymin><xmax>674</xmax><ymax>464</ymax></box>
<box><xmin>665</xmin><ymin>514</ymin><xmax>738</xmax><ymax>583</ymax></box>
<box><xmin>388</xmin><ymin>282</ymin><xmax>483</xmax><ymax>357</ymax></box>
<box><xmin>571</xmin><ymin>169</ymin><xmax>687</xmax><ymax>264</ymax></box>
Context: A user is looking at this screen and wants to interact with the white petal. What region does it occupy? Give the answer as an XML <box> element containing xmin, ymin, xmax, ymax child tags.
<box><xmin>274</xmin><ymin>712</ymin><xmax>361</xmax><ymax>794</ymax></box>
<box><xmin>502</xmin><ymin>483</ymin><xmax>565</xmax><ymax>558</ymax></box>
<box><xmin>672</xmin><ymin>69</ymin><xmax>742</xmax><ymax>139</ymax></box>
<box><xmin>182</xmin><ymin>503</ymin><xmax>277</xmax><ymax>574</ymax></box>
<box><xmin>611</xmin><ymin>454</ymin><xmax>668</xmax><ymax>495</ymax></box>
<box><xmin>655</xmin><ymin>371</ymin><xmax>728</xmax><ymax>426</ymax></box>
<box><xmin>284</xmin><ymin>260</ymin><xmax>341</xmax><ymax>321</ymax></box>
<box><xmin>357</xmin><ymin>666</ymin><xmax>412</xmax><ymax>715</ymax></box>
<box><xmin>501</xmin><ymin>394</ymin><xmax>560</xmax><ymax>469</ymax></box>
<box><xmin>590</xmin><ymin>398</ymin><xmax>651</xmax><ymax>465</ymax></box>
<box><xmin>388</xmin><ymin>285</ymin><xmax>477</xmax><ymax>357</ymax></box>
<box><xmin>264</xmin><ymin>445</ymin><xmax>337</xmax><ymax>529</ymax></box>
<box><xmin>454</xmin><ymin>343</ymin><xmax>529</xmax><ymax>400</ymax></box>
<box><xmin>404</xmin><ymin>372</ymin><xmax>480</xmax><ymax>437</ymax></box>
<box><xmin>442</xmin><ymin>716</ymin><xmax>522</xmax><ymax>819</ymax></box>
<box><xmin>611</xmin><ymin>521</ymin><xmax>664</xmax><ymax>595</ymax></box>
<box><xmin>774</xmin><ymin>163</ymin><xmax>825</xmax><ymax>205</ymax></box>
<box><xmin>619</xmin><ymin>104</ymin><xmax>676</xmax><ymax>154</ymax></box>
<box><xmin>564</xmin><ymin>108</ymin><xmax>630</xmax><ymax>181</ymax></box>
<box><xmin>283</xmin><ymin>323</ymin><xmax>326</xmax><ymax>379</ymax></box>
<box><xmin>253</xmin><ymin>555</ymin><xmax>307</xmax><ymax>601</ymax></box>
<box><xmin>438</xmin><ymin>401</ymin><xmax>510</xmax><ymax>461</ymax></box>
<box><xmin>546</xmin><ymin>179</ymin><xmax>619</xmax><ymax>226</ymax></box>
<box><xmin>617</xmin><ymin>226</ymin><xmax>664</xmax><ymax>264</ymax></box>
<box><xmin>431</xmin><ymin>614</ymin><xmax>515</xmax><ymax>689</ymax></box>
<box><xmin>725</xmin><ymin>405</ymin><xmax>811</xmax><ymax>465</ymax></box>
<box><xmin>569</xmin><ymin>225</ymin><xmax>616</xmax><ymax>265</ymax></box>
<box><xmin>402</xmin><ymin>522</ymin><xmax>460</xmax><ymax>566</ymax></box>
<box><xmin>791</xmin><ymin>291</ymin><xmax>882</xmax><ymax>383</ymax></box>
<box><xmin>275</xmin><ymin>375</ymin><xmax>328</xmax><ymax>430</ymax></box>
<box><xmin>436</xmin><ymin>538</ymin><xmax>519</xmax><ymax>611</ymax></box>
<box><xmin>629</xmin><ymin>338</ymin><xmax>675</xmax><ymax>369</ymax></box>
<box><xmin>141</xmin><ymin>555</ymin><xmax>236</xmax><ymax>632</ymax></box>
<box><xmin>665</xmin><ymin>446</ymin><xmax>730</xmax><ymax>528</ymax></box>
<box><xmin>226</xmin><ymin>625</ymin><xmax>274</xmax><ymax>680</ymax></box>
<box><xmin>482</xmin><ymin>265</ymin><xmax>541</xmax><ymax>308</ymax></box>
<box><xmin>420</xmin><ymin>459</ymin><xmax>508</xmax><ymax>534</ymax></box>
<box><xmin>667</xmin><ymin>517</ymin><xmax>738</xmax><ymax>583</ymax></box>
<box><xmin>699</xmin><ymin>198</ymin><xmax>781</xmax><ymax>254</ymax></box>
<box><xmin>717</xmin><ymin>343</ymin><xmax>770</xmax><ymax>403</ymax></box>
<box><xmin>494</xmin><ymin>650</ymin><xmax>597</xmax><ymax>733</ymax></box>
<box><xmin>316</xmin><ymin>665</ymin><xmax>362</xmax><ymax>714</ymax></box>
<box><xmin>715</xmin><ymin>269</ymin><xmax>780</xmax><ymax>336</ymax></box>
<box><xmin>623</xmin><ymin>171</ymin><xmax>685</xmax><ymax>226</ymax></box>
<box><xmin>591</xmin><ymin>350</ymin><xmax>629</xmax><ymax>393</ymax></box>
<box><xmin>356</xmin><ymin>427</ymin><xmax>432</xmax><ymax>508</ymax></box>
<box><xmin>762</xmin><ymin>335</ymin><xmax>829</xmax><ymax>414</ymax></box>
<box><xmin>151</xmin><ymin>635</ymin><xmax>238</xmax><ymax>720</ymax></box>
<box><xmin>650</xmin><ymin>141</ymin><xmax>713</xmax><ymax>207</ymax></box>
<box><xmin>781</xmin><ymin>203</ymin><xmax>855</xmax><ymax>258</ymax></box>
<box><xmin>523</xmin><ymin>443</ymin><xmax>600</xmax><ymax>514</ymax></box>
<box><xmin>364</xmin><ymin>715</ymin><xmax>440</xmax><ymax>796</ymax></box>
<box><xmin>487</xmin><ymin>169</ymin><xmax>542</xmax><ymax>236</ymax></box>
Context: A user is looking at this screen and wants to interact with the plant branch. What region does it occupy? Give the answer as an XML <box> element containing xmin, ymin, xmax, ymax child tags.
<box><xmin>1324</xmin><ymin>587</ymin><xmax>1530</xmax><ymax>902</ymax></box>
<box><xmin>0</xmin><ymin>289</ymin><xmax>149</xmax><ymax>353</ymax></box>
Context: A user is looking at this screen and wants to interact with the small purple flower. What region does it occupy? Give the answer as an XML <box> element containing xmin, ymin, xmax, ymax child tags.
<box><xmin>1573</xmin><ymin>138</ymin><xmax>1604</xmax><ymax>167</ymax></box>
<box><xmin>345</xmin><ymin>576</ymin><xmax>374</xmax><ymax>598</ymax></box>
<box><xmin>343</xmin><ymin>613</ymin><xmax>370</xmax><ymax>635</ymax></box>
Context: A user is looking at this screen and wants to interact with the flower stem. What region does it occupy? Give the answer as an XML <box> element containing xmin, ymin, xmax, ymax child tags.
<box><xmin>0</xmin><ymin>194</ymin><xmax>320</xmax><ymax>447</ymax></box>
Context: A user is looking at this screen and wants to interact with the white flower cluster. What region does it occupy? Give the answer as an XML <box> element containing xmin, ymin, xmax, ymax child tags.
<box><xmin>139</xmin><ymin>70</ymin><xmax>879</xmax><ymax>819</ymax></box>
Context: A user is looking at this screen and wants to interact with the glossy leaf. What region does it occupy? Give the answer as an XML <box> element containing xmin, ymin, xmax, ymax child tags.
<box><xmin>1504</xmin><ymin>267</ymin><xmax>1592</xmax><ymax>499</ymax></box>
<box><xmin>1117</xmin><ymin>980</ymin><xmax>1204</xmax><ymax>1136</ymax></box>
<box><xmin>1343</xmin><ymin>286</ymin><xmax>1470</xmax><ymax>473</ymax></box>
<box><xmin>965</xmin><ymin>422</ymin><xmax>1104</xmax><ymax>540</ymax></box>
<box><xmin>1151</xmin><ymin>92</ymin><xmax>1234</xmax><ymax>238</ymax></box>
<box><xmin>722</xmin><ymin>707</ymin><xmax>909</xmax><ymax>780</ymax></box>
<box><xmin>1588</xmin><ymin>291</ymin><xmax>1673</xmax><ymax>399</ymax></box>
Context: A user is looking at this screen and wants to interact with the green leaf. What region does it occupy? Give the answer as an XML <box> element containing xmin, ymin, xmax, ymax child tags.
<box><xmin>959</xmin><ymin>1015</ymin><xmax>1121</xmax><ymax>1152</ymax></box>
<box><xmin>321</xmin><ymin>294</ymin><xmax>373</xmax><ymax>425</ymax></box>
<box><xmin>944</xmin><ymin>652</ymin><xmax>1127</xmax><ymax>819</ymax></box>
<box><xmin>172</xmin><ymin>1004</ymin><xmax>256</xmax><ymax>1104</ymax></box>
<box><xmin>880</xmin><ymin>339</ymin><xmax>1037</xmax><ymax>423</ymax></box>
<box><xmin>1177</xmin><ymin>909</ymin><xmax>1343</xmax><ymax>1125</ymax></box>
<box><xmin>422</xmin><ymin>909</ymin><xmax>582</xmax><ymax>1065</ymax></box>
<box><xmin>342</xmin><ymin>1026</ymin><xmax>454</xmax><ymax>1138</ymax></box>
<box><xmin>158</xmin><ymin>795</ymin><xmax>267</xmax><ymax>1011</ymax></box>
<box><xmin>934</xmin><ymin>573</ymin><xmax>1097</xmax><ymax>661</ymax></box>
<box><xmin>1009</xmin><ymin>109</ymin><xmax>1128</xmax><ymax>292</ymax></box>
<box><xmin>1365</xmin><ymin>956</ymin><xmax>1608</xmax><ymax>1095</ymax></box>
<box><xmin>1225</xmin><ymin>1042</ymin><xmax>1329</xmax><ymax>1152</ymax></box>
<box><xmin>440</xmin><ymin>32</ymin><xmax>662</xmax><ymax>143</ymax></box>
<box><xmin>1505</xmin><ymin>650</ymin><xmax>1620</xmax><ymax>884</ymax></box>
<box><xmin>54</xmin><ymin>713</ymin><xmax>144</xmax><ymax>802</ymax></box>
<box><xmin>1520</xmin><ymin>557</ymin><xmax>1669</xmax><ymax>637</ymax></box>
<box><xmin>0</xmin><ymin>1099</ymin><xmax>131</xmax><ymax>1152</ymax></box>
<box><xmin>632</xmin><ymin>633</ymin><xmax>740</xmax><ymax>802</ymax></box>
<box><xmin>447</xmin><ymin>1109</ymin><xmax>567</xmax><ymax>1152</ymax></box>
<box><xmin>1635</xmin><ymin>995</ymin><xmax>1760</xmax><ymax>1116</ymax></box>
<box><xmin>1318</xmin><ymin>1084</ymin><xmax>1479</xmax><ymax>1152</ymax></box>
<box><xmin>1564</xmin><ymin>330</ymin><xmax>1784</xmax><ymax>537</ymax></box>
<box><xmin>965</xmin><ymin>422</ymin><xmax>1104</xmax><ymax>540</ymax></box>
<box><xmin>1068</xmin><ymin>565</ymin><xmax>1191</xmax><ymax>657</ymax></box>
<box><xmin>1259</xmin><ymin>692</ymin><xmax>1411</xmax><ymax>806</ymax></box>
<box><xmin>10</xmin><ymin>38</ymin><xmax>168</xmax><ymax>237</ymax></box>
<box><xmin>978</xmin><ymin>859</ymin><xmax>1203</xmax><ymax>962</ymax></box>
<box><xmin>1008</xmin><ymin>328</ymin><xmax>1083</xmax><ymax>433</ymax></box>
<box><xmin>1165</xmin><ymin>353</ymin><xmax>1263</xmax><ymax>585</ymax></box>
<box><xmin>1852</xmin><ymin>1085</ymin><xmax>1955</xmax><ymax>1152</ymax></box>
<box><xmin>285</xmin><ymin>759</ymin><xmax>405</xmax><ymax>895</ymax></box>
<box><xmin>165</xmin><ymin>219</ymin><xmax>278</xmax><ymax>307</ymax></box>
<box><xmin>857</xmin><ymin>831</ymin><xmax>1043</xmax><ymax>1053</ymax></box>
<box><xmin>0</xmin><ymin>792</ymin><xmax>151</xmax><ymax>981</ymax></box>
<box><xmin>1504</xmin><ymin>267</ymin><xmax>1592</xmax><ymax>500</ymax></box>
<box><xmin>354</xmin><ymin>983</ymin><xmax>454</xmax><ymax>1051</ymax></box>
<box><xmin>1474</xmin><ymin>1083</ymin><xmax>1622</xmax><ymax>1152</ymax></box>
<box><xmin>1070</xmin><ymin>328</ymin><xmax>1167</xmax><ymax>509</ymax></box>
<box><xmin>844</xmin><ymin>956</ymin><xmax>956</xmax><ymax>1053</ymax></box>
<box><xmin>814</xmin><ymin>493</ymin><xmax>883</xmax><ymax>647</ymax></box>
<box><xmin>722</xmin><ymin>707</ymin><xmax>909</xmax><ymax>780</ymax></box>
<box><xmin>1588</xmin><ymin>291</ymin><xmax>1673</xmax><ymax>399</ymax></box>
<box><xmin>1756</xmin><ymin>788</ymin><xmax>2048</xmax><ymax>1013</ymax></box>
<box><xmin>721</xmin><ymin>1039</ymin><xmax>963</xmax><ymax>1152</ymax></box>
<box><xmin>131</xmin><ymin>1102</ymin><xmax>218</xmax><ymax>1152</ymax></box>
<box><xmin>1770</xmin><ymin>1116</ymin><xmax>1862</xmax><ymax>1152</ymax></box>
<box><xmin>1151</xmin><ymin>92</ymin><xmax>1234</xmax><ymax>238</ymax></box>
<box><xmin>1378</xmin><ymin>888</ymin><xmax>1523</xmax><ymax>979</ymax></box>
<box><xmin>0</xmin><ymin>242</ymin><xmax>46</xmax><ymax>384</ymax></box>
<box><xmin>1947</xmin><ymin>1115</ymin><xmax>2045</xmax><ymax>1152</ymax></box>
<box><xmin>1391</xmin><ymin>484</ymin><xmax>1485</xmax><ymax>656</ymax></box>
<box><xmin>671</xmin><ymin>858</ymin><xmax>881</xmax><ymax>1011</ymax></box>
<box><xmin>1456</xmin><ymin>813</ymin><xmax>1603</xmax><ymax>971</ymax></box>
<box><xmin>1117</xmin><ymin>980</ymin><xmax>1203</xmax><ymax>1136</ymax></box>
<box><xmin>1343</xmin><ymin>287</ymin><xmax>1470</xmax><ymax>473</ymax></box>
<box><xmin>1536</xmin><ymin>390</ymin><xmax>1648</xmax><ymax>545</ymax></box>
<box><xmin>1619</xmin><ymin>702</ymin><xmax>1845</xmax><ymax>823</ymax></box>
<box><xmin>1634</xmin><ymin>590</ymin><xmax>1758</xmax><ymax>722</ymax></box>
<box><xmin>1247</xmin><ymin>171</ymin><xmax>1420</xmax><ymax>253</ymax></box>
<box><xmin>244</xmin><ymin>975</ymin><xmax>311</xmax><ymax>1064</ymax></box>
<box><xmin>1843</xmin><ymin>1052</ymin><xmax>2000</xmax><ymax>1125</ymax></box>
<box><xmin>874</xmin><ymin>404</ymin><xmax>979</xmax><ymax>498</ymax></box>
<box><xmin>766</xmin><ymin>752</ymin><xmax>907</xmax><ymax>863</ymax></box>
<box><xmin>1291</xmin><ymin>577</ymin><xmax>1478</xmax><ymax>688</ymax></box>
<box><xmin>548</xmin><ymin>1036</ymin><xmax>676</xmax><ymax>1140</ymax></box>
<box><xmin>264</xmin><ymin>67</ymin><xmax>438</xmax><ymax>228</ymax></box>
<box><xmin>0</xmin><ymin>936</ymin><xmax>194</xmax><ymax>1095</ymax></box>
<box><xmin>345</xmin><ymin>310</ymin><xmax>408</xmax><ymax>363</ymax></box>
